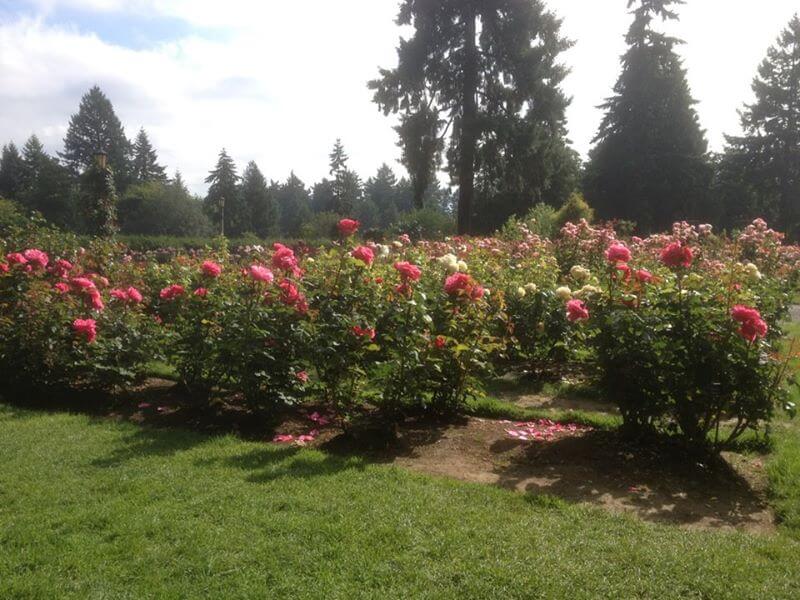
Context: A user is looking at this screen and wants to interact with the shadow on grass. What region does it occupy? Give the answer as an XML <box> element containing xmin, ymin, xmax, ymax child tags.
<box><xmin>493</xmin><ymin>430</ymin><xmax>773</xmax><ymax>531</ymax></box>
<box><xmin>195</xmin><ymin>445</ymin><xmax>371</xmax><ymax>485</ymax></box>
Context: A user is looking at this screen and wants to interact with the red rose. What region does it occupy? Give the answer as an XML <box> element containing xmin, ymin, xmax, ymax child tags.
<box><xmin>660</xmin><ymin>242</ymin><xmax>693</xmax><ymax>269</ymax></box>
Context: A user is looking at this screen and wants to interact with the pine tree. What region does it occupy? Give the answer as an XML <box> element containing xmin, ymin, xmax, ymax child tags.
<box><xmin>584</xmin><ymin>0</ymin><xmax>710</xmax><ymax>232</ymax></box>
<box><xmin>241</xmin><ymin>161</ymin><xmax>277</xmax><ymax>238</ymax></box>
<box><xmin>171</xmin><ymin>170</ymin><xmax>189</xmax><ymax>195</ymax></box>
<box><xmin>60</xmin><ymin>86</ymin><xmax>132</xmax><ymax>190</ymax></box>
<box><xmin>0</xmin><ymin>142</ymin><xmax>25</xmax><ymax>199</ymax></box>
<box><xmin>328</xmin><ymin>139</ymin><xmax>360</xmax><ymax>215</ymax></box>
<box><xmin>21</xmin><ymin>135</ymin><xmax>47</xmax><ymax>191</ymax></box>
<box><xmin>131</xmin><ymin>128</ymin><xmax>166</xmax><ymax>184</ymax></box>
<box><xmin>204</xmin><ymin>149</ymin><xmax>243</xmax><ymax>236</ymax></box>
<box><xmin>371</xmin><ymin>0</ymin><xmax>576</xmax><ymax>234</ymax></box>
<box><xmin>275</xmin><ymin>172</ymin><xmax>311</xmax><ymax>236</ymax></box>
<box><xmin>364</xmin><ymin>164</ymin><xmax>400</xmax><ymax>227</ymax></box>
<box><xmin>718</xmin><ymin>15</ymin><xmax>800</xmax><ymax>237</ymax></box>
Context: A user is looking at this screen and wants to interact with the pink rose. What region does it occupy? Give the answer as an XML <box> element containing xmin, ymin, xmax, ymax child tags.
<box><xmin>72</xmin><ymin>318</ymin><xmax>97</xmax><ymax>343</ymax></box>
<box><xmin>605</xmin><ymin>243</ymin><xmax>631</xmax><ymax>264</ymax></box>
<box><xmin>160</xmin><ymin>284</ymin><xmax>185</xmax><ymax>300</ymax></box>
<box><xmin>394</xmin><ymin>261</ymin><xmax>422</xmax><ymax>282</ymax></box>
<box><xmin>566</xmin><ymin>299</ymin><xmax>589</xmax><ymax>322</ymax></box>
<box><xmin>337</xmin><ymin>219</ymin><xmax>360</xmax><ymax>237</ymax></box>
<box><xmin>351</xmin><ymin>245</ymin><xmax>375</xmax><ymax>266</ymax></box>
<box><xmin>126</xmin><ymin>287</ymin><xmax>143</xmax><ymax>303</ymax></box>
<box><xmin>249</xmin><ymin>265</ymin><xmax>274</xmax><ymax>284</ymax></box>
<box><xmin>201</xmin><ymin>260</ymin><xmax>222</xmax><ymax>278</ymax></box>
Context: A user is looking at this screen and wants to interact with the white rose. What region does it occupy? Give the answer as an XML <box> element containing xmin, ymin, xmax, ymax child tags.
<box><xmin>555</xmin><ymin>286</ymin><xmax>572</xmax><ymax>301</ymax></box>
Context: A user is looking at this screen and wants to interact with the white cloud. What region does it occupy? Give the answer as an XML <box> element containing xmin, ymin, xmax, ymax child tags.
<box><xmin>1</xmin><ymin>0</ymin><xmax>798</xmax><ymax>195</ymax></box>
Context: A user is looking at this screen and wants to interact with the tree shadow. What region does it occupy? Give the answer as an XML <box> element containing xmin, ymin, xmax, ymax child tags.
<box><xmin>492</xmin><ymin>430</ymin><xmax>773</xmax><ymax>531</ymax></box>
<box><xmin>193</xmin><ymin>444</ymin><xmax>370</xmax><ymax>485</ymax></box>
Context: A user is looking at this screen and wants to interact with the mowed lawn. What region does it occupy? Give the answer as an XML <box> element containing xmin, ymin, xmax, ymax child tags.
<box><xmin>1</xmin><ymin>405</ymin><xmax>799</xmax><ymax>599</ymax></box>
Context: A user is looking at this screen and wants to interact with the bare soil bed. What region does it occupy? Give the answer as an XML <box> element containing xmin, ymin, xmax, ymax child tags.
<box><xmin>18</xmin><ymin>377</ymin><xmax>775</xmax><ymax>534</ymax></box>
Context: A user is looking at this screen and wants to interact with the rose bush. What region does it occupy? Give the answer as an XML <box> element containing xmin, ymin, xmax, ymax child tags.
<box><xmin>1</xmin><ymin>216</ymin><xmax>797</xmax><ymax>451</ymax></box>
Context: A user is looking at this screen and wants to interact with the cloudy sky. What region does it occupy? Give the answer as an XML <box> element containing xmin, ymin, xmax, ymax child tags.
<box><xmin>0</xmin><ymin>0</ymin><xmax>797</xmax><ymax>195</ymax></box>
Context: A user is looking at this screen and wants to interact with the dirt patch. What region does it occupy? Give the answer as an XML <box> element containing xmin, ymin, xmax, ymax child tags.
<box><xmin>9</xmin><ymin>379</ymin><xmax>774</xmax><ymax>534</ymax></box>
<box><xmin>381</xmin><ymin>418</ymin><xmax>774</xmax><ymax>534</ymax></box>
<box><xmin>501</xmin><ymin>392</ymin><xmax>618</xmax><ymax>414</ymax></box>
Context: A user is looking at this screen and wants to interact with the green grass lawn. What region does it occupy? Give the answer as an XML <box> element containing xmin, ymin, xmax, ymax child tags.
<box><xmin>1</xmin><ymin>405</ymin><xmax>800</xmax><ymax>599</ymax></box>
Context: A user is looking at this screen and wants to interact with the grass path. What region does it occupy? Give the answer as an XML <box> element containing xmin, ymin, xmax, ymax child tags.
<box><xmin>1</xmin><ymin>404</ymin><xmax>799</xmax><ymax>599</ymax></box>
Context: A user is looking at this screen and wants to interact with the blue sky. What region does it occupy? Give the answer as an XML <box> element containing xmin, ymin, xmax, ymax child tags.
<box><xmin>0</xmin><ymin>0</ymin><xmax>798</xmax><ymax>195</ymax></box>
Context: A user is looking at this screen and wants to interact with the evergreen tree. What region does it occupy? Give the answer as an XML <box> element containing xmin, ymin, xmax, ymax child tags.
<box><xmin>311</xmin><ymin>179</ymin><xmax>336</xmax><ymax>214</ymax></box>
<box><xmin>275</xmin><ymin>172</ymin><xmax>311</xmax><ymax>236</ymax></box>
<box><xmin>371</xmin><ymin>0</ymin><xmax>576</xmax><ymax>234</ymax></box>
<box><xmin>328</xmin><ymin>139</ymin><xmax>360</xmax><ymax>215</ymax></box>
<box><xmin>60</xmin><ymin>86</ymin><xmax>132</xmax><ymax>190</ymax></box>
<box><xmin>20</xmin><ymin>155</ymin><xmax>77</xmax><ymax>228</ymax></box>
<box><xmin>584</xmin><ymin>0</ymin><xmax>710</xmax><ymax>232</ymax></box>
<box><xmin>21</xmin><ymin>135</ymin><xmax>48</xmax><ymax>192</ymax></box>
<box><xmin>241</xmin><ymin>161</ymin><xmax>278</xmax><ymax>237</ymax></box>
<box><xmin>364</xmin><ymin>164</ymin><xmax>400</xmax><ymax>227</ymax></box>
<box><xmin>0</xmin><ymin>142</ymin><xmax>25</xmax><ymax>199</ymax></box>
<box><xmin>80</xmin><ymin>154</ymin><xmax>119</xmax><ymax>237</ymax></box>
<box><xmin>718</xmin><ymin>15</ymin><xmax>800</xmax><ymax>237</ymax></box>
<box><xmin>203</xmin><ymin>149</ymin><xmax>243</xmax><ymax>236</ymax></box>
<box><xmin>131</xmin><ymin>128</ymin><xmax>167</xmax><ymax>184</ymax></box>
<box><xmin>171</xmin><ymin>170</ymin><xmax>189</xmax><ymax>195</ymax></box>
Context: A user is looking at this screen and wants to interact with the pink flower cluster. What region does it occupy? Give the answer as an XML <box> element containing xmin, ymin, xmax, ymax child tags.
<box><xmin>505</xmin><ymin>419</ymin><xmax>593</xmax><ymax>442</ymax></box>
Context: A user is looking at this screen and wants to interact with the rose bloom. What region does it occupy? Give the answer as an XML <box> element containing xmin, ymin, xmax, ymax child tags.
<box><xmin>731</xmin><ymin>305</ymin><xmax>761</xmax><ymax>324</ymax></box>
<box><xmin>394</xmin><ymin>261</ymin><xmax>422</xmax><ymax>282</ymax></box>
<box><xmin>160</xmin><ymin>284</ymin><xmax>186</xmax><ymax>300</ymax></box>
<box><xmin>6</xmin><ymin>252</ymin><xmax>27</xmax><ymax>266</ymax></box>
<box><xmin>201</xmin><ymin>260</ymin><xmax>222</xmax><ymax>278</ymax></box>
<box><xmin>660</xmin><ymin>241</ymin><xmax>693</xmax><ymax>268</ymax></box>
<box><xmin>72</xmin><ymin>318</ymin><xmax>97</xmax><ymax>343</ymax></box>
<box><xmin>566</xmin><ymin>299</ymin><xmax>590</xmax><ymax>322</ymax></box>
<box><xmin>249</xmin><ymin>265</ymin><xmax>275</xmax><ymax>284</ymax></box>
<box><xmin>0</xmin><ymin>262</ymin><xmax>8</xmax><ymax>273</ymax></box>
<box><xmin>110</xmin><ymin>288</ymin><xmax>129</xmax><ymax>302</ymax></box>
<box><xmin>731</xmin><ymin>305</ymin><xmax>768</xmax><ymax>342</ymax></box>
<box><xmin>337</xmin><ymin>218</ymin><xmax>360</xmax><ymax>237</ymax></box>
<box><xmin>433</xmin><ymin>336</ymin><xmax>447</xmax><ymax>349</ymax></box>
<box><xmin>272</xmin><ymin>243</ymin><xmax>299</xmax><ymax>272</ymax></box>
<box><xmin>635</xmin><ymin>269</ymin><xmax>653</xmax><ymax>283</ymax></box>
<box><xmin>194</xmin><ymin>287</ymin><xmax>208</xmax><ymax>297</ymax></box>
<box><xmin>88</xmin><ymin>289</ymin><xmax>105</xmax><ymax>311</ymax></box>
<box><xmin>23</xmin><ymin>249</ymin><xmax>49</xmax><ymax>269</ymax></box>
<box><xmin>444</xmin><ymin>272</ymin><xmax>471</xmax><ymax>295</ymax></box>
<box><xmin>51</xmin><ymin>259</ymin><xmax>73</xmax><ymax>278</ymax></box>
<box><xmin>70</xmin><ymin>276</ymin><xmax>96</xmax><ymax>291</ymax></box>
<box><xmin>605</xmin><ymin>243</ymin><xmax>631</xmax><ymax>264</ymax></box>
<box><xmin>351</xmin><ymin>245</ymin><xmax>375</xmax><ymax>266</ymax></box>
<box><xmin>739</xmin><ymin>316</ymin><xmax>768</xmax><ymax>342</ymax></box>
<box><xmin>126</xmin><ymin>287</ymin><xmax>143</xmax><ymax>303</ymax></box>
<box><xmin>54</xmin><ymin>282</ymin><xmax>70</xmax><ymax>294</ymax></box>
<box><xmin>352</xmin><ymin>325</ymin><xmax>376</xmax><ymax>341</ymax></box>
<box><xmin>295</xmin><ymin>370</ymin><xmax>309</xmax><ymax>383</ymax></box>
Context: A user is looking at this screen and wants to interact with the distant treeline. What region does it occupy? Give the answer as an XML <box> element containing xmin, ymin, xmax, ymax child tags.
<box><xmin>1</xmin><ymin>1</ymin><xmax>799</xmax><ymax>239</ymax></box>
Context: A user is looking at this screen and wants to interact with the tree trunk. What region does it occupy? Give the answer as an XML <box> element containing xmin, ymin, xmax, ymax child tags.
<box><xmin>457</xmin><ymin>5</ymin><xmax>478</xmax><ymax>236</ymax></box>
